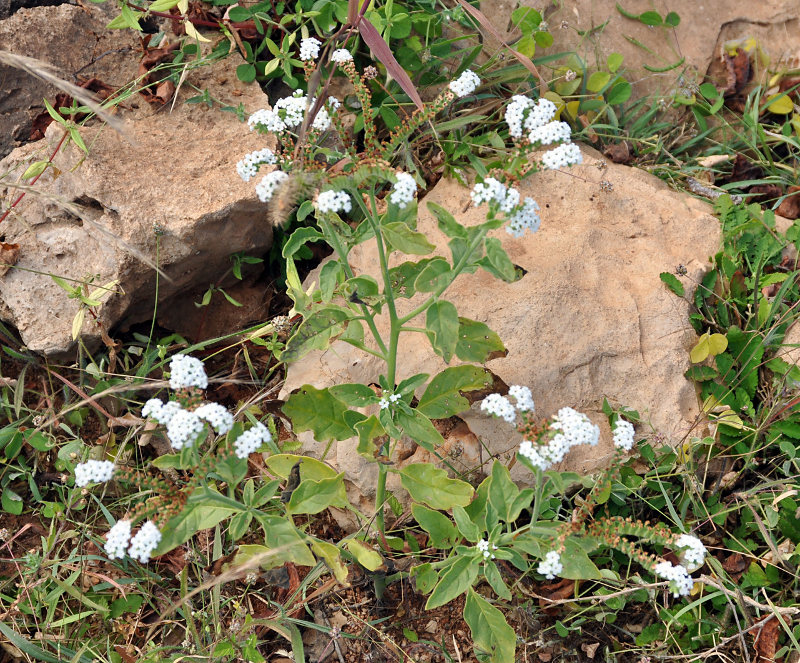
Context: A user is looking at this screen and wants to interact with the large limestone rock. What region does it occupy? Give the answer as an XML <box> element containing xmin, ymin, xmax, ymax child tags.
<box><xmin>282</xmin><ymin>146</ymin><xmax>721</xmax><ymax>509</ymax></box>
<box><xmin>0</xmin><ymin>58</ymin><xmax>275</xmax><ymax>356</ymax></box>
<box><xmin>475</xmin><ymin>0</ymin><xmax>797</xmax><ymax>100</ymax></box>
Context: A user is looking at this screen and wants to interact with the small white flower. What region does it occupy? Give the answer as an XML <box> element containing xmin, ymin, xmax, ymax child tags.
<box><xmin>379</xmin><ymin>397</ymin><xmax>390</xmax><ymax>410</ymax></box>
<box><xmin>449</xmin><ymin>69</ymin><xmax>480</xmax><ymax>97</ymax></box>
<box><xmin>256</xmin><ymin>170</ymin><xmax>289</xmax><ymax>203</ymax></box>
<box><xmin>316</xmin><ymin>190</ymin><xmax>352</xmax><ymax>214</ymax></box>
<box><xmin>389</xmin><ymin>393</ymin><xmax>401</xmax><ymax>403</ymax></box>
<box><xmin>389</xmin><ymin>172</ymin><xmax>418</xmax><ymax>209</ymax></box>
<box><xmin>675</xmin><ymin>534</ymin><xmax>706</xmax><ymax>572</ymax></box>
<box><xmin>74</xmin><ymin>459</ymin><xmax>115</xmax><ymax>487</ymax></box>
<box><xmin>166</xmin><ymin>409</ymin><xmax>205</xmax><ymax>450</ymax></box>
<box><xmin>142</xmin><ymin>398</ymin><xmax>183</xmax><ymax>425</ymax></box>
<box><xmin>248</xmin><ymin>108</ymin><xmax>286</xmax><ymax>134</ymax></box>
<box><xmin>612</xmin><ymin>418</ymin><xmax>635</xmax><ymax>451</ymax></box>
<box><xmin>169</xmin><ymin>355</ymin><xmax>208</xmax><ymax>390</ymax></box>
<box><xmin>538</xmin><ymin>550</ymin><xmax>563</xmax><ymax>579</ymax></box>
<box><xmin>528</xmin><ymin>120</ymin><xmax>572</xmax><ymax>146</ymax></box>
<box><xmin>541</xmin><ymin>142</ymin><xmax>583</xmax><ymax>170</ymax></box>
<box><xmin>654</xmin><ymin>560</ymin><xmax>694</xmax><ymax>597</ymax></box>
<box><xmin>331</xmin><ymin>49</ymin><xmax>353</xmax><ymax>64</ymax></box>
<box><xmin>236</xmin><ymin>148</ymin><xmax>277</xmax><ymax>182</ymax></box>
<box><xmin>233</xmin><ymin>422</ymin><xmax>272</xmax><ymax>459</ymax></box>
<box><xmin>194</xmin><ymin>403</ymin><xmax>234</xmax><ymax>435</ymax></box>
<box><xmin>299</xmin><ymin>37</ymin><xmax>321</xmax><ymax>61</ymax></box>
<box><xmin>128</xmin><ymin>521</ymin><xmax>162</xmax><ymax>564</ymax></box>
<box><xmin>476</xmin><ymin>538</ymin><xmax>495</xmax><ymax>559</ymax></box>
<box><xmin>480</xmin><ymin>393</ymin><xmax>516</xmax><ymax>424</ymax></box>
<box><xmin>105</xmin><ymin>519</ymin><xmax>131</xmax><ymax>560</ymax></box>
<box><xmin>508</xmin><ymin>385</ymin><xmax>535</xmax><ymax>412</ymax></box>
<box><xmin>470</xmin><ymin>177</ymin><xmax>507</xmax><ymax>207</ymax></box>
<box><xmin>506</xmin><ymin>197</ymin><xmax>541</xmax><ymax>238</ymax></box>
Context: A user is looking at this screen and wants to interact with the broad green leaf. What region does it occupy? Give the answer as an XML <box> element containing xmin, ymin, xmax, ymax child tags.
<box><xmin>464</xmin><ymin>589</ymin><xmax>516</xmax><ymax>663</ymax></box>
<box><xmin>389</xmin><ymin>259</ymin><xmax>437</xmax><ymax>298</ymax></box>
<box><xmin>21</xmin><ymin>160</ymin><xmax>48</xmax><ymax>180</ymax></box>
<box><xmin>346</xmin><ymin>539</ymin><xmax>382</xmax><ymax>571</ymax></box>
<box><xmin>488</xmin><ymin>462</ymin><xmax>519</xmax><ymax>523</ymax></box>
<box><xmin>264</xmin><ymin>454</ymin><xmax>339</xmax><ymax>482</ymax></box>
<box><xmin>415</xmin><ymin>258</ymin><xmax>452</xmax><ymax>292</ymax></box>
<box><xmin>482</xmin><ymin>561</ymin><xmax>512</xmax><ymax>600</ymax></box>
<box><xmin>282</xmin><ymin>385</ymin><xmax>356</xmax><ymax>442</ymax></box>
<box><xmin>328</xmin><ymin>383</ymin><xmax>378</xmax><ymax>407</ymax></box>
<box><xmin>153</xmin><ymin>501</ymin><xmax>237</xmax><ymax>556</ymax></box>
<box><xmin>659</xmin><ymin>272</ymin><xmax>685</xmax><ymax>296</ymax></box>
<box><xmin>606</xmin><ymin>80</ymin><xmax>632</xmax><ymax>105</ymax></box>
<box><xmin>311</xmin><ymin>539</ymin><xmax>348</xmax><ymax>583</ymax></box>
<box><xmin>234</xmin><ymin>521</ymin><xmax>316</xmax><ymax>570</ymax></box>
<box><xmin>664</xmin><ymin>11</ymin><xmax>680</xmax><ymax>26</ymax></box>
<box><xmin>281</xmin><ymin>307</ymin><xmax>351</xmax><ymax>363</ymax></box>
<box><xmin>455</xmin><ymin>317</ymin><xmax>506</xmax><ymax>362</ymax></box>
<box><xmin>412</xmin><ymin>504</ymin><xmax>458</xmax><ymax>548</ymax></box>
<box><xmin>428</xmin><ymin>202</ymin><xmax>467</xmax><ymax>239</ymax></box>
<box><xmin>425</xmin><ymin>556</ymin><xmax>479</xmax><ymax>609</ymax></box>
<box><xmin>690</xmin><ymin>331</ymin><xmax>728</xmax><ymax>363</ymax></box>
<box><xmin>478</xmin><ymin>238</ymin><xmax>516</xmax><ymax>282</ymax></box>
<box><xmin>2</xmin><ymin>487</ymin><xmax>22</xmax><ymax>515</ymax></box>
<box><xmin>767</xmin><ymin>94</ymin><xmax>794</xmax><ymax>114</ymax></box>
<box><xmin>417</xmin><ymin>365</ymin><xmax>492</xmax><ymax>419</ymax></box>
<box><xmin>684</xmin><ymin>365</ymin><xmax>719</xmax><ymax>382</ymax></box>
<box><xmin>607</xmin><ymin>52</ymin><xmax>623</xmax><ymax>73</ymax></box>
<box><xmin>452</xmin><ymin>505</ymin><xmax>481</xmax><ymax>542</ymax></box>
<box><xmin>382</xmin><ymin>222</ymin><xmax>435</xmax><ymax>255</ymax></box>
<box><xmin>395</xmin><ymin>408</ymin><xmax>444</xmax><ymax>451</ymax></box>
<box><xmin>319</xmin><ymin>260</ymin><xmax>343</xmax><ymax>302</ymax></box>
<box><xmin>426</xmin><ymin>300</ymin><xmax>459</xmax><ymax>362</ymax></box>
<box><xmin>282</xmin><ymin>227</ymin><xmax>325</xmax><ymax>258</ymax></box>
<box><xmin>411</xmin><ymin>562</ymin><xmax>438</xmax><ymax>594</ymax></box>
<box><xmin>639</xmin><ymin>10</ymin><xmax>662</xmax><ymax>25</ymax></box>
<box><xmin>559</xmin><ymin>539</ymin><xmax>602</xmax><ymax>579</ymax></box>
<box><xmin>355</xmin><ymin>415</ymin><xmax>385</xmax><ymax>460</ymax></box>
<box><xmin>587</xmin><ymin>71</ymin><xmax>610</xmax><ymax>92</ymax></box>
<box><xmin>464</xmin><ymin>476</ymin><xmax>490</xmax><ymax>532</ymax></box>
<box><xmin>286</xmin><ymin>473</ymin><xmax>346</xmax><ymax>515</ymax></box>
<box><xmin>400</xmin><ymin>463</ymin><xmax>474</xmax><ymax>510</ymax></box>
<box><xmin>396</xmin><ymin>372</ymin><xmax>431</xmax><ymax>395</ymax></box>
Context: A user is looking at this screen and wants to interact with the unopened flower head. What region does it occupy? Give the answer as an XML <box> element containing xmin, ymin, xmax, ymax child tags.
<box><xmin>316</xmin><ymin>190</ymin><xmax>352</xmax><ymax>214</ymax></box>
<box><xmin>256</xmin><ymin>170</ymin><xmax>289</xmax><ymax>203</ymax></box>
<box><xmin>105</xmin><ymin>519</ymin><xmax>131</xmax><ymax>560</ymax></box>
<box><xmin>142</xmin><ymin>398</ymin><xmax>183</xmax><ymax>425</ymax></box>
<box><xmin>538</xmin><ymin>550</ymin><xmax>563</xmax><ymax>579</ymax></box>
<box><xmin>74</xmin><ymin>459</ymin><xmax>115</xmax><ymax>487</ymax></box>
<box><xmin>169</xmin><ymin>355</ymin><xmax>208</xmax><ymax>390</ymax></box>
<box><xmin>128</xmin><ymin>521</ymin><xmax>162</xmax><ymax>564</ymax></box>
<box><xmin>389</xmin><ymin>172</ymin><xmax>418</xmax><ymax>209</ymax></box>
<box><xmin>166</xmin><ymin>409</ymin><xmax>205</xmax><ymax>450</ymax></box>
<box><xmin>675</xmin><ymin>534</ymin><xmax>706</xmax><ymax>571</ymax></box>
<box><xmin>233</xmin><ymin>422</ymin><xmax>272</xmax><ymax>459</ymax></box>
<box><xmin>236</xmin><ymin>148</ymin><xmax>277</xmax><ymax>182</ymax></box>
<box><xmin>331</xmin><ymin>49</ymin><xmax>353</xmax><ymax>64</ymax></box>
<box><xmin>194</xmin><ymin>403</ymin><xmax>234</xmax><ymax>435</ymax></box>
<box><xmin>612</xmin><ymin>418</ymin><xmax>635</xmax><ymax>451</ymax></box>
<box><xmin>299</xmin><ymin>37</ymin><xmax>321</xmax><ymax>61</ymax></box>
<box><xmin>654</xmin><ymin>560</ymin><xmax>694</xmax><ymax>597</ymax></box>
<box><xmin>541</xmin><ymin>142</ymin><xmax>583</xmax><ymax>170</ymax></box>
<box><xmin>449</xmin><ymin>69</ymin><xmax>480</xmax><ymax>97</ymax></box>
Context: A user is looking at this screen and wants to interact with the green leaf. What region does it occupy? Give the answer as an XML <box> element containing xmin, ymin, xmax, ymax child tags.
<box><xmin>607</xmin><ymin>53</ymin><xmax>624</xmax><ymax>73</ymax></box>
<box><xmin>328</xmin><ymin>383</ymin><xmax>378</xmax><ymax>407</ymax></box>
<box><xmin>587</xmin><ymin>71</ymin><xmax>611</xmax><ymax>93</ymax></box>
<box><xmin>282</xmin><ymin>227</ymin><xmax>325</xmax><ymax>258</ymax></box>
<box><xmin>690</xmin><ymin>331</ymin><xmax>728</xmax><ymax>363</ymax></box>
<box><xmin>415</xmin><ymin>258</ymin><xmax>452</xmax><ymax>293</ymax></box>
<box><xmin>282</xmin><ymin>385</ymin><xmax>357</xmax><ymax>442</ymax></box>
<box><xmin>311</xmin><ymin>539</ymin><xmax>348</xmax><ymax>583</ymax></box>
<box><xmin>482</xmin><ymin>561</ymin><xmax>512</xmax><ymax>600</ymax></box>
<box><xmin>559</xmin><ymin>539</ymin><xmax>602</xmax><ymax>579</ymax></box>
<box><xmin>664</xmin><ymin>11</ymin><xmax>680</xmax><ymax>26</ymax></box>
<box><xmin>355</xmin><ymin>415</ymin><xmax>384</xmax><ymax>460</ymax></box>
<box><xmin>684</xmin><ymin>365</ymin><xmax>719</xmax><ymax>382</ymax></box>
<box><xmin>234</xmin><ymin>521</ymin><xmax>316</xmax><ymax>570</ymax></box>
<box><xmin>455</xmin><ymin>317</ymin><xmax>506</xmax><ymax>363</ymax></box>
<box><xmin>21</xmin><ymin>160</ymin><xmax>49</xmax><ymax>180</ymax></box>
<box><xmin>412</xmin><ymin>504</ymin><xmax>458</xmax><ymax>548</ymax></box>
<box><xmin>382</xmin><ymin>222</ymin><xmax>435</xmax><ymax>255</ymax></box>
<box><xmin>426</xmin><ymin>556</ymin><xmax>480</xmax><ymax>609</ymax></box>
<box><xmin>479</xmin><ymin>237</ymin><xmax>516</xmax><ymax>282</ymax></box>
<box><xmin>281</xmin><ymin>307</ymin><xmax>352</xmax><ymax>363</ymax></box>
<box><xmin>286</xmin><ymin>473</ymin><xmax>346</xmax><ymax>515</ymax></box>
<box><xmin>659</xmin><ymin>272</ymin><xmax>685</xmax><ymax>296</ymax></box>
<box><xmin>153</xmin><ymin>500</ymin><xmax>237</xmax><ymax>556</ymax></box>
<box><xmin>426</xmin><ymin>300</ymin><xmax>459</xmax><ymax>362</ymax></box>
<box><xmin>400</xmin><ymin>463</ymin><xmax>474</xmax><ymax>510</ymax></box>
<box><xmin>389</xmin><ymin>259</ymin><xmax>436</xmax><ymax>299</ymax></box>
<box><xmin>428</xmin><ymin>202</ymin><xmax>467</xmax><ymax>239</ymax></box>
<box><xmin>2</xmin><ymin>487</ymin><xmax>22</xmax><ymax>515</ymax></box>
<box><xmin>319</xmin><ymin>261</ymin><xmax>343</xmax><ymax>302</ymax></box>
<box><xmin>452</xmin><ymin>505</ymin><xmax>481</xmax><ymax>542</ymax></box>
<box><xmin>639</xmin><ymin>10</ymin><xmax>662</xmax><ymax>25</ymax></box>
<box><xmin>417</xmin><ymin>365</ymin><xmax>492</xmax><ymax>419</ymax></box>
<box><xmin>463</xmin><ymin>588</ymin><xmax>516</xmax><ymax>662</ymax></box>
<box><xmin>411</xmin><ymin>562</ymin><xmax>438</xmax><ymax>594</ymax></box>
<box><xmin>395</xmin><ymin>408</ymin><xmax>444</xmax><ymax>451</ymax></box>
<box><xmin>346</xmin><ymin>539</ymin><xmax>383</xmax><ymax>571</ymax></box>
<box><xmin>606</xmin><ymin>80</ymin><xmax>632</xmax><ymax>105</ymax></box>
<box><xmin>236</xmin><ymin>62</ymin><xmax>256</xmax><ymax>83</ymax></box>
<box><xmin>488</xmin><ymin>462</ymin><xmax>519</xmax><ymax>523</ymax></box>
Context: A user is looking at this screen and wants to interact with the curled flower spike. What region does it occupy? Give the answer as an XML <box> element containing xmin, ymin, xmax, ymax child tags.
<box><xmin>74</xmin><ymin>460</ymin><xmax>115</xmax><ymax>487</ymax></box>
<box><xmin>675</xmin><ymin>534</ymin><xmax>706</xmax><ymax>571</ymax></box>
<box><xmin>256</xmin><ymin>170</ymin><xmax>289</xmax><ymax>203</ymax></box>
<box><xmin>389</xmin><ymin>172</ymin><xmax>418</xmax><ymax>209</ymax></box>
<box><xmin>142</xmin><ymin>398</ymin><xmax>182</xmax><ymax>425</ymax></box>
<box><xmin>236</xmin><ymin>148</ymin><xmax>277</xmax><ymax>182</ymax></box>
<box><xmin>169</xmin><ymin>355</ymin><xmax>208</xmax><ymax>390</ymax></box>
<box><xmin>128</xmin><ymin>521</ymin><xmax>162</xmax><ymax>563</ymax></box>
<box><xmin>195</xmin><ymin>403</ymin><xmax>234</xmax><ymax>435</ymax></box>
<box><xmin>508</xmin><ymin>385</ymin><xmax>535</xmax><ymax>412</ymax></box>
<box><xmin>542</xmin><ymin>142</ymin><xmax>583</xmax><ymax>170</ymax></box>
<box><xmin>480</xmin><ymin>393</ymin><xmax>516</xmax><ymax>424</ymax></box>
<box><xmin>517</xmin><ymin>406</ymin><xmax>600</xmax><ymax>471</ymax></box>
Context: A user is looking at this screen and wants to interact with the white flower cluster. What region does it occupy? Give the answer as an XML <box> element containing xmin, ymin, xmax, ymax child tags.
<box><xmin>142</xmin><ymin>398</ymin><xmax>183</xmax><ymax>425</ymax></box>
<box><xmin>505</xmin><ymin>96</ymin><xmax>557</xmax><ymax>139</ymax></box>
<box><xmin>504</xmin><ymin>94</ymin><xmax>583</xmax><ymax>170</ymax></box>
<box><xmin>331</xmin><ymin>49</ymin><xmax>353</xmax><ymax>64</ymax></box>
<box><xmin>654</xmin><ymin>560</ymin><xmax>694</xmax><ymax>597</ymax></box>
<box><xmin>316</xmin><ymin>190</ymin><xmax>352</xmax><ymax>214</ymax></box>
<box><xmin>675</xmin><ymin>534</ymin><xmax>706</xmax><ymax>572</ymax></box>
<box><xmin>508</xmin><ymin>385</ymin><xmax>535</xmax><ymax>411</ymax></box>
<box><xmin>389</xmin><ymin>172</ymin><xmax>418</xmax><ymax>209</ymax></box>
<box><xmin>518</xmin><ymin>407</ymin><xmax>600</xmax><ymax>471</ymax></box>
<box><xmin>128</xmin><ymin>521</ymin><xmax>162</xmax><ymax>563</ymax></box>
<box><xmin>449</xmin><ymin>69</ymin><xmax>480</xmax><ymax>98</ymax></box>
<box><xmin>256</xmin><ymin>170</ymin><xmax>289</xmax><ymax>203</ymax></box>
<box><xmin>166</xmin><ymin>409</ymin><xmax>205</xmax><ymax>450</ymax></box>
<box><xmin>476</xmin><ymin>538</ymin><xmax>498</xmax><ymax>559</ymax></box>
<box><xmin>470</xmin><ymin>177</ymin><xmax>541</xmax><ymax>238</ymax></box>
<box><xmin>248</xmin><ymin>108</ymin><xmax>285</xmax><ymax>134</ymax></box>
<box><xmin>612</xmin><ymin>418</ymin><xmax>635</xmax><ymax>451</ymax></box>
<box><xmin>480</xmin><ymin>393</ymin><xmax>516</xmax><ymax>424</ymax></box>
<box><xmin>233</xmin><ymin>422</ymin><xmax>272</xmax><ymax>459</ymax></box>
<box><xmin>169</xmin><ymin>354</ymin><xmax>208</xmax><ymax>390</ymax></box>
<box><xmin>379</xmin><ymin>392</ymin><xmax>402</xmax><ymax>410</ymax></box>
<box><xmin>104</xmin><ymin>519</ymin><xmax>162</xmax><ymax>564</ymax></box>
<box><xmin>299</xmin><ymin>37</ymin><xmax>321</xmax><ymax>62</ymax></box>
<box><xmin>74</xmin><ymin>460</ymin><xmax>115</xmax><ymax>487</ymax></box>
<box><xmin>194</xmin><ymin>403</ymin><xmax>235</xmax><ymax>435</ymax></box>
<box><xmin>236</xmin><ymin>148</ymin><xmax>277</xmax><ymax>182</ymax></box>
<box><xmin>248</xmin><ymin>92</ymin><xmax>340</xmax><ymax>135</ymax></box>
<box><xmin>537</xmin><ymin>550</ymin><xmax>563</xmax><ymax>579</ymax></box>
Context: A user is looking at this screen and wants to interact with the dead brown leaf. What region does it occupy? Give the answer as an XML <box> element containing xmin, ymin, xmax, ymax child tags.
<box><xmin>604</xmin><ymin>141</ymin><xmax>632</xmax><ymax>164</ymax></box>
<box><xmin>721</xmin><ymin>551</ymin><xmax>748</xmax><ymax>582</ymax></box>
<box><xmin>748</xmin><ymin>184</ymin><xmax>783</xmax><ymax>204</ymax></box>
<box><xmin>777</xmin><ymin>186</ymin><xmax>800</xmax><ymax>220</ymax></box>
<box><xmin>0</xmin><ymin>242</ymin><xmax>20</xmax><ymax>277</ymax></box>
<box><xmin>751</xmin><ymin>616</ymin><xmax>780</xmax><ymax>663</ymax></box>
<box><xmin>581</xmin><ymin>642</ymin><xmax>600</xmax><ymax>659</ymax></box>
<box><xmin>722</xmin><ymin>50</ymin><xmax>751</xmax><ymax>97</ymax></box>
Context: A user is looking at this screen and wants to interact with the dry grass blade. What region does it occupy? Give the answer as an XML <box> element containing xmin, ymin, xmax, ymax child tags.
<box><xmin>3</xmin><ymin>182</ymin><xmax>171</xmax><ymax>282</ymax></box>
<box><xmin>455</xmin><ymin>0</ymin><xmax>546</xmax><ymax>96</ymax></box>
<box><xmin>0</xmin><ymin>50</ymin><xmax>129</xmax><ymax>138</ymax></box>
